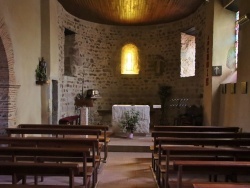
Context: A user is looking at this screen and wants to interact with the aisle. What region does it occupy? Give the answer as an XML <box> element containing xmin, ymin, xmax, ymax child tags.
<box><xmin>97</xmin><ymin>152</ymin><xmax>158</xmax><ymax>188</ymax></box>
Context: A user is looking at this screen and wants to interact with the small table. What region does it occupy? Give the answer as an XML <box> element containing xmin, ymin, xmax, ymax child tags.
<box><xmin>112</xmin><ymin>105</ymin><xmax>150</xmax><ymax>134</ymax></box>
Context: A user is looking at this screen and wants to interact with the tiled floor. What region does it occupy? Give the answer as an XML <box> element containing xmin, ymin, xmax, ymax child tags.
<box><xmin>96</xmin><ymin>135</ymin><xmax>158</xmax><ymax>188</ymax></box>
<box><xmin>97</xmin><ymin>152</ymin><xmax>158</xmax><ymax>188</ymax></box>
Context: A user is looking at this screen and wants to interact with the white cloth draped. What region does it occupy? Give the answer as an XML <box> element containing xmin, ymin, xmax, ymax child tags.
<box><xmin>112</xmin><ymin>105</ymin><xmax>150</xmax><ymax>133</ymax></box>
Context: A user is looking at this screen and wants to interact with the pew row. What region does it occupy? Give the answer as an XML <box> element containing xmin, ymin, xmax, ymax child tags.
<box><xmin>172</xmin><ymin>161</ymin><xmax>250</xmax><ymax>188</ymax></box>
<box><xmin>153</xmin><ymin>125</ymin><xmax>240</xmax><ymax>133</ymax></box>
<box><xmin>0</xmin><ymin>162</ymin><xmax>79</xmax><ymax>188</ymax></box>
<box><xmin>193</xmin><ymin>183</ymin><xmax>250</xmax><ymax>188</ymax></box>
<box><xmin>0</xmin><ymin>136</ymin><xmax>100</xmax><ymax>186</ymax></box>
<box><xmin>18</xmin><ymin>124</ymin><xmax>110</xmax><ymax>162</ymax></box>
<box><xmin>0</xmin><ymin>147</ymin><xmax>92</xmax><ymax>188</ymax></box>
<box><xmin>151</xmin><ymin>131</ymin><xmax>250</xmax><ymax>174</ymax></box>
<box><xmin>160</xmin><ymin>145</ymin><xmax>250</xmax><ymax>188</ymax></box>
<box><xmin>6</xmin><ymin>127</ymin><xmax>102</xmax><ymax>161</ymax></box>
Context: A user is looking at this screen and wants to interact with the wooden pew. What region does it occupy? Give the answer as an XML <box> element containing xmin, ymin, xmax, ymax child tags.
<box><xmin>18</xmin><ymin>124</ymin><xmax>110</xmax><ymax>162</ymax></box>
<box><xmin>172</xmin><ymin>161</ymin><xmax>250</xmax><ymax>188</ymax></box>
<box><xmin>160</xmin><ymin>145</ymin><xmax>250</xmax><ymax>188</ymax></box>
<box><xmin>0</xmin><ymin>162</ymin><xmax>79</xmax><ymax>188</ymax></box>
<box><xmin>151</xmin><ymin>131</ymin><xmax>250</xmax><ymax>139</ymax></box>
<box><xmin>151</xmin><ymin>131</ymin><xmax>250</xmax><ymax>174</ymax></box>
<box><xmin>193</xmin><ymin>183</ymin><xmax>250</xmax><ymax>188</ymax></box>
<box><xmin>0</xmin><ymin>185</ymin><xmax>74</xmax><ymax>188</ymax></box>
<box><xmin>153</xmin><ymin>125</ymin><xmax>240</xmax><ymax>133</ymax></box>
<box><xmin>154</xmin><ymin>137</ymin><xmax>250</xmax><ymax>175</ymax></box>
<box><xmin>0</xmin><ymin>136</ymin><xmax>99</xmax><ymax>187</ymax></box>
<box><xmin>5</xmin><ymin>128</ymin><xmax>101</xmax><ymax>139</ymax></box>
<box><xmin>0</xmin><ymin>146</ymin><xmax>91</xmax><ymax>188</ymax></box>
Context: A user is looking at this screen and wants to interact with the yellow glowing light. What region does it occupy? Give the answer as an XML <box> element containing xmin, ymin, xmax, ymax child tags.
<box><xmin>121</xmin><ymin>44</ymin><xmax>139</xmax><ymax>74</ymax></box>
<box><xmin>126</xmin><ymin>52</ymin><xmax>133</xmax><ymax>71</ymax></box>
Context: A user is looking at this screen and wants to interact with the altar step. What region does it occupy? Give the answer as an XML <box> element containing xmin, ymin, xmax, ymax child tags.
<box><xmin>108</xmin><ymin>145</ymin><xmax>150</xmax><ymax>152</ymax></box>
<box><xmin>107</xmin><ymin>134</ymin><xmax>152</xmax><ymax>153</ymax></box>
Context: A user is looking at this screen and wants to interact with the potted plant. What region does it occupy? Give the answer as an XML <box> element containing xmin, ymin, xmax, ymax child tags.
<box><xmin>119</xmin><ymin>109</ymin><xmax>140</xmax><ymax>139</ymax></box>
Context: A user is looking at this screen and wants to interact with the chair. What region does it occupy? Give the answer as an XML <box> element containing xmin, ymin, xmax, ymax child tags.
<box><xmin>175</xmin><ymin>105</ymin><xmax>203</xmax><ymax>126</ymax></box>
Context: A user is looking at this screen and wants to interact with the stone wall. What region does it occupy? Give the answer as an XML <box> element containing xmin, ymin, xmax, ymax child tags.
<box><xmin>57</xmin><ymin>3</ymin><xmax>206</xmax><ymax>126</ymax></box>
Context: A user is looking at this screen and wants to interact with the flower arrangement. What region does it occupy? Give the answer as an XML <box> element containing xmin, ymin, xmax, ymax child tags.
<box><xmin>119</xmin><ymin>109</ymin><xmax>140</xmax><ymax>133</ymax></box>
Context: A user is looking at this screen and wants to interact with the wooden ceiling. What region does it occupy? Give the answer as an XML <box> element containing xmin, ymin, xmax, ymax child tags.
<box><xmin>58</xmin><ymin>0</ymin><xmax>205</xmax><ymax>26</ymax></box>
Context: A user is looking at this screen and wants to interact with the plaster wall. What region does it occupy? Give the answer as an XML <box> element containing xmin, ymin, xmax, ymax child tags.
<box><xmin>232</xmin><ymin>1</ymin><xmax>250</xmax><ymax>131</ymax></box>
<box><xmin>218</xmin><ymin>1</ymin><xmax>250</xmax><ymax>131</ymax></box>
<box><xmin>0</xmin><ymin>0</ymin><xmax>42</xmax><ymax>125</ymax></box>
<box><xmin>212</xmin><ymin>0</ymin><xmax>236</xmax><ymax>126</ymax></box>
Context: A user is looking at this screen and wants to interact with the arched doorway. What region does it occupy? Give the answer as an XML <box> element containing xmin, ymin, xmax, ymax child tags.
<box><xmin>0</xmin><ymin>18</ymin><xmax>19</xmax><ymax>134</ymax></box>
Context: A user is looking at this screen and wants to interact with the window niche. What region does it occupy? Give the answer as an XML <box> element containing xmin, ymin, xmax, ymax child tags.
<box><xmin>64</xmin><ymin>28</ymin><xmax>77</xmax><ymax>77</ymax></box>
<box><xmin>121</xmin><ymin>43</ymin><xmax>139</xmax><ymax>75</ymax></box>
<box><xmin>180</xmin><ymin>27</ymin><xmax>196</xmax><ymax>78</ymax></box>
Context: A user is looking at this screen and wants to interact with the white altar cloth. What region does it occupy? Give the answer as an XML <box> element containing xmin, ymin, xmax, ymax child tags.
<box><xmin>112</xmin><ymin>105</ymin><xmax>150</xmax><ymax>133</ymax></box>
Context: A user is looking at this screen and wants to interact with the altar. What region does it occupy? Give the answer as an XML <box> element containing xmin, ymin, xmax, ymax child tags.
<box><xmin>112</xmin><ymin>105</ymin><xmax>150</xmax><ymax>134</ymax></box>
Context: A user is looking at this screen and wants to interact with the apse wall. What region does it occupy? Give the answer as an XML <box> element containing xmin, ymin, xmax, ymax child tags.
<box><xmin>57</xmin><ymin>2</ymin><xmax>206</xmax><ymax>125</ymax></box>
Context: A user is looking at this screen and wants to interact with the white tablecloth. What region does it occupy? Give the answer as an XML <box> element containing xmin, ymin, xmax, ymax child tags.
<box><xmin>112</xmin><ymin>105</ymin><xmax>150</xmax><ymax>133</ymax></box>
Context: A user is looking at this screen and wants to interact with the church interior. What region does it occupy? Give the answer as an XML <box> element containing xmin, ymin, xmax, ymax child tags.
<box><xmin>1</xmin><ymin>0</ymin><xmax>250</xmax><ymax>187</ymax></box>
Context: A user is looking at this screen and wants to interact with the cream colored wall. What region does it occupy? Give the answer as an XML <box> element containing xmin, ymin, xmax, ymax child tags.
<box><xmin>49</xmin><ymin>0</ymin><xmax>59</xmax><ymax>81</ymax></box>
<box><xmin>234</xmin><ymin>1</ymin><xmax>250</xmax><ymax>131</ymax></box>
<box><xmin>212</xmin><ymin>0</ymin><xmax>235</xmax><ymax>126</ymax></box>
<box><xmin>218</xmin><ymin>1</ymin><xmax>250</xmax><ymax>131</ymax></box>
<box><xmin>0</xmin><ymin>0</ymin><xmax>42</xmax><ymax>125</ymax></box>
<box><xmin>202</xmin><ymin>0</ymin><xmax>214</xmax><ymax>126</ymax></box>
<box><xmin>40</xmin><ymin>0</ymin><xmax>60</xmax><ymax>124</ymax></box>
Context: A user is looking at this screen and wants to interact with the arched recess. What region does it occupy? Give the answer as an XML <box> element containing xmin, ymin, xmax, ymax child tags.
<box><xmin>121</xmin><ymin>43</ymin><xmax>140</xmax><ymax>74</ymax></box>
<box><xmin>0</xmin><ymin>17</ymin><xmax>20</xmax><ymax>133</ymax></box>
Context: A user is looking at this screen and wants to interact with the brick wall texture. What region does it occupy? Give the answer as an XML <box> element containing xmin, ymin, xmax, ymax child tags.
<box><xmin>0</xmin><ymin>17</ymin><xmax>19</xmax><ymax>133</ymax></box>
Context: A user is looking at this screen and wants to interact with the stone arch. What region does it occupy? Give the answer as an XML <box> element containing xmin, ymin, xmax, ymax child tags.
<box><xmin>0</xmin><ymin>17</ymin><xmax>20</xmax><ymax>133</ymax></box>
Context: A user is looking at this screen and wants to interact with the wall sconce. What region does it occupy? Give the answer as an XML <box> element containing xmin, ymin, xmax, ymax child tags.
<box><xmin>238</xmin><ymin>14</ymin><xmax>250</xmax><ymax>26</ymax></box>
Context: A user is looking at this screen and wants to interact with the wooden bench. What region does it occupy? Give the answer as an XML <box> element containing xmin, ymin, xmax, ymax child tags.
<box><xmin>0</xmin><ymin>162</ymin><xmax>79</xmax><ymax>188</ymax></box>
<box><xmin>0</xmin><ymin>185</ymin><xmax>75</xmax><ymax>188</ymax></box>
<box><xmin>153</xmin><ymin>125</ymin><xmax>240</xmax><ymax>133</ymax></box>
<box><xmin>154</xmin><ymin>137</ymin><xmax>250</xmax><ymax>173</ymax></box>
<box><xmin>172</xmin><ymin>161</ymin><xmax>250</xmax><ymax>188</ymax></box>
<box><xmin>193</xmin><ymin>182</ymin><xmax>250</xmax><ymax>188</ymax></box>
<box><xmin>5</xmin><ymin>128</ymin><xmax>101</xmax><ymax>139</ymax></box>
<box><xmin>151</xmin><ymin>131</ymin><xmax>250</xmax><ymax>174</ymax></box>
<box><xmin>0</xmin><ymin>136</ymin><xmax>99</xmax><ymax>187</ymax></box>
<box><xmin>18</xmin><ymin>124</ymin><xmax>110</xmax><ymax>162</ymax></box>
<box><xmin>0</xmin><ymin>146</ymin><xmax>91</xmax><ymax>188</ymax></box>
<box><xmin>153</xmin><ymin>138</ymin><xmax>250</xmax><ymax>187</ymax></box>
<box><xmin>151</xmin><ymin>131</ymin><xmax>250</xmax><ymax>139</ymax></box>
<box><xmin>160</xmin><ymin>145</ymin><xmax>250</xmax><ymax>188</ymax></box>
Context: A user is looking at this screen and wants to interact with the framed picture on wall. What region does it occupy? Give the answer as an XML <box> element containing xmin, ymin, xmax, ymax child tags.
<box><xmin>230</xmin><ymin>83</ymin><xmax>236</xmax><ymax>94</ymax></box>
<box><xmin>212</xmin><ymin>66</ymin><xmax>222</xmax><ymax>76</ymax></box>
<box><xmin>241</xmin><ymin>82</ymin><xmax>248</xmax><ymax>94</ymax></box>
<box><xmin>221</xmin><ymin>84</ymin><xmax>226</xmax><ymax>94</ymax></box>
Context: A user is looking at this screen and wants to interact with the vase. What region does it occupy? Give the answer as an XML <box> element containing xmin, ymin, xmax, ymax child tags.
<box><xmin>128</xmin><ymin>132</ymin><xmax>133</xmax><ymax>139</ymax></box>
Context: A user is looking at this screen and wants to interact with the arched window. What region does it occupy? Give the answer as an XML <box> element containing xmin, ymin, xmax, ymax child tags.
<box><xmin>121</xmin><ymin>43</ymin><xmax>139</xmax><ymax>74</ymax></box>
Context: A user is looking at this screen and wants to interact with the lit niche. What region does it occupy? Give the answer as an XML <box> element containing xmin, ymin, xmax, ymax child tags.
<box><xmin>121</xmin><ymin>43</ymin><xmax>139</xmax><ymax>74</ymax></box>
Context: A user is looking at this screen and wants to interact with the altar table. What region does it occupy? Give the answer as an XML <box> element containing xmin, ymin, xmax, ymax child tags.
<box><xmin>112</xmin><ymin>105</ymin><xmax>150</xmax><ymax>133</ymax></box>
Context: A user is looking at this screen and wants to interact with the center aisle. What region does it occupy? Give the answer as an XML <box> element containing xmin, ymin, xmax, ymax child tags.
<box><xmin>97</xmin><ymin>152</ymin><xmax>158</xmax><ymax>188</ymax></box>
